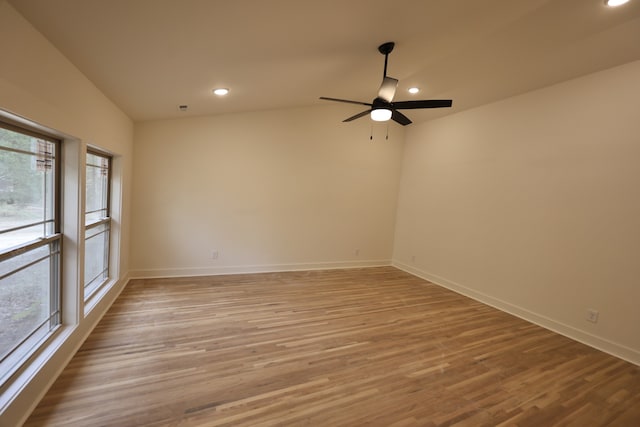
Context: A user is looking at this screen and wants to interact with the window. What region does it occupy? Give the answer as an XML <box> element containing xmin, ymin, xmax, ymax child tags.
<box><xmin>0</xmin><ymin>122</ymin><xmax>61</xmax><ymax>382</ymax></box>
<box><xmin>84</xmin><ymin>150</ymin><xmax>111</xmax><ymax>300</ymax></box>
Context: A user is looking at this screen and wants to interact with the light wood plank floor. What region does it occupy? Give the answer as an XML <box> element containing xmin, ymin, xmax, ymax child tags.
<box><xmin>25</xmin><ymin>267</ymin><xmax>640</xmax><ymax>426</ymax></box>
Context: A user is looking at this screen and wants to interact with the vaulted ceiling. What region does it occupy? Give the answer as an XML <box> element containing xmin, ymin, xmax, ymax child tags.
<box><xmin>9</xmin><ymin>0</ymin><xmax>640</xmax><ymax>123</ymax></box>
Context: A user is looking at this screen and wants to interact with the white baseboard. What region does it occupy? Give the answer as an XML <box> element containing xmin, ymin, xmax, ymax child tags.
<box><xmin>129</xmin><ymin>259</ymin><xmax>392</xmax><ymax>279</ymax></box>
<box><xmin>393</xmin><ymin>261</ymin><xmax>640</xmax><ymax>367</ymax></box>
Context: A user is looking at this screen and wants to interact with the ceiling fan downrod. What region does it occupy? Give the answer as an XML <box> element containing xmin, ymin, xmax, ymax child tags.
<box><xmin>378</xmin><ymin>42</ymin><xmax>395</xmax><ymax>78</ymax></box>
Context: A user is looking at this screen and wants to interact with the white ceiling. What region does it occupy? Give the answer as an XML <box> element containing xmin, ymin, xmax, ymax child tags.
<box><xmin>8</xmin><ymin>0</ymin><xmax>640</xmax><ymax>123</ymax></box>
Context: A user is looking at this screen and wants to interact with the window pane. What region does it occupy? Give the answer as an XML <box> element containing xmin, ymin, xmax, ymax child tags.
<box><xmin>0</xmin><ymin>223</ymin><xmax>53</xmax><ymax>252</ymax></box>
<box><xmin>0</xmin><ymin>127</ymin><xmax>36</xmax><ymax>152</ymax></box>
<box><xmin>0</xmin><ymin>242</ymin><xmax>49</xmax><ymax>276</ymax></box>
<box><xmin>1</xmin><ymin>128</ymin><xmax>56</xmax><ymax>252</ymax></box>
<box><xmin>0</xmin><ymin>122</ymin><xmax>60</xmax><ymax>384</ymax></box>
<box><xmin>84</xmin><ymin>224</ymin><xmax>109</xmax><ymax>297</ymax></box>
<box><xmin>85</xmin><ymin>153</ymin><xmax>108</xmax><ymax>225</ymax></box>
<box><xmin>0</xmin><ymin>245</ymin><xmax>53</xmax><ymax>362</ymax></box>
<box><xmin>84</xmin><ymin>150</ymin><xmax>111</xmax><ymax>300</ymax></box>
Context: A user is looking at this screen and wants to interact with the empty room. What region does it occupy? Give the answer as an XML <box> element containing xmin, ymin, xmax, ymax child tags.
<box><xmin>1</xmin><ymin>0</ymin><xmax>639</xmax><ymax>425</ymax></box>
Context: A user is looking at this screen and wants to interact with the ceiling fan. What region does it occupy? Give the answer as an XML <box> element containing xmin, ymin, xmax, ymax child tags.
<box><xmin>320</xmin><ymin>42</ymin><xmax>452</xmax><ymax>126</ymax></box>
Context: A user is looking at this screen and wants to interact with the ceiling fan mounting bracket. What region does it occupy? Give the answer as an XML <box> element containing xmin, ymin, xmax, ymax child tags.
<box><xmin>378</xmin><ymin>42</ymin><xmax>395</xmax><ymax>56</ymax></box>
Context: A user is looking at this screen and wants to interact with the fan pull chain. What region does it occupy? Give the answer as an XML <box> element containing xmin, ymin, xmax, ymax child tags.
<box><xmin>370</xmin><ymin>124</ymin><xmax>374</xmax><ymax>141</ymax></box>
<box><xmin>386</xmin><ymin>124</ymin><xmax>389</xmax><ymax>140</ymax></box>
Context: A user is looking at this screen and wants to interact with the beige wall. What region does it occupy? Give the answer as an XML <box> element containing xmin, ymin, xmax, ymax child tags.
<box><xmin>0</xmin><ymin>1</ymin><xmax>133</xmax><ymax>275</ymax></box>
<box><xmin>0</xmin><ymin>2</ymin><xmax>133</xmax><ymax>425</ymax></box>
<box><xmin>393</xmin><ymin>61</ymin><xmax>640</xmax><ymax>364</ymax></box>
<box><xmin>131</xmin><ymin>105</ymin><xmax>404</xmax><ymax>276</ymax></box>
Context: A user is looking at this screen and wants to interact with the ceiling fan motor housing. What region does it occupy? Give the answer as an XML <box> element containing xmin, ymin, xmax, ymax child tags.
<box><xmin>372</xmin><ymin>97</ymin><xmax>390</xmax><ymax>110</ymax></box>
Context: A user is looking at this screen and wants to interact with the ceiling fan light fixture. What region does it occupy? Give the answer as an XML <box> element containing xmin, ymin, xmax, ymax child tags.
<box><xmin>605</xmin><ymin>0</ymin><xmax>630</xmax><ymax>6</ymax></box>
<box><xmin>408</xmin><ymin>87</ymin><xmax>420</xmax><ymax>94</ymax></box>
<box><xmin>371</xmin><ymin>108</ymin><xmax>392</xmax><ymax>122</ymax></box>
<box><xmin>213</xmin><ymin>88</ymin><xmax>229</xmax><ymax>96</ymax></box>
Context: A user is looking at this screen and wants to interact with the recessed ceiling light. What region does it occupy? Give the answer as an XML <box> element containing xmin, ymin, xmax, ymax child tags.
<box><xmin>408</xmin><ymin>87</ymin><xmax>420</xmax><ymax>94</ymax></box>
<box><xmin>213</xmin><ymin>88</ymin><xmax>229</xmax><ymax>96</ymax></box>
<box><xmin>605</xmin><ymin>0</ymin><xmax>630</xmax><ymax>7</ymax></box>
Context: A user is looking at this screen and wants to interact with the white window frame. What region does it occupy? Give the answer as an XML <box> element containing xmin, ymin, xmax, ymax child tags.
<box><xmin>83</xmin><ymin>149</ymin><xmax>112</xmax><ymax>300</ymax></box>
<box><xmin>0</xmin><ymin>120</ymin><xmax>62</xmax><ymax>386</ymax></box>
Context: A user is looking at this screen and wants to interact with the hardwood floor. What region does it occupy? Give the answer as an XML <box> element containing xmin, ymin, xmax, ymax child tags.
<box><xmin>25</xmin><ymin>267</ymin><xmax>639</xmax><ymax>426</ymax></box>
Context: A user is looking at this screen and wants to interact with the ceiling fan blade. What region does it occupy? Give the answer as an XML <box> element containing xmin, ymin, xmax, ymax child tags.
<box><xmin>378</xmin><ymin>76</ymin><xmax>398</xmax><ymax>102</ymax></box>
<box><xmin>391</xmin><ymin>109</ymin><xmax>412</xmax><ymax>126</ymax></box>
<box><xmin>343</xmin><ymin>109</ymin><xmax>372</xmax><ymax>122</ymax></box>
<box><xmin>319</xmin><ymin>97</ymin><xmax>372</xmax><ymax>107</ymax></box>
<box><xmin>392</xmin><ymin>99</ymin><xmax>453</xmax><ymax>110</ymax></box>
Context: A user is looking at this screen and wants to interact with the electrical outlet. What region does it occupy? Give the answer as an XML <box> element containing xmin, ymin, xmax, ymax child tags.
<box><xmin>211</xmin><ymin>250</ymin><xmax>219</xmax><ymax>260</ymax></box>
<box><xmin>586</xmin><ymin>309</ymin><xmax>599</xmax><ymax>323</ymax></box>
